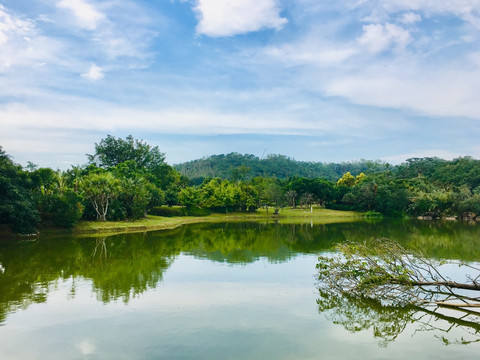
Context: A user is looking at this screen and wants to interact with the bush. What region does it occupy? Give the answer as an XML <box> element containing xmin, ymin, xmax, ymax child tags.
<box><xmin>363</xmin><ymin>211</ymin><xmax>383</xmax><ymax>218</ymax></box>
<box><xmin>40</xmin><ymin>190</ymin><xmax>84</xmax><ymax>228</ymax></box>
<box><xmin>50</xmin><ymin>190</ymin><xmax>84</xmax><ymax>228</ymax></box>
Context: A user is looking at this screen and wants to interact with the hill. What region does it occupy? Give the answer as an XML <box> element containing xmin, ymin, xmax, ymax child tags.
<box><xmin>174</xmin><ymin>153</ymin><xmax>388</xmax><ymax>184</ymax></box>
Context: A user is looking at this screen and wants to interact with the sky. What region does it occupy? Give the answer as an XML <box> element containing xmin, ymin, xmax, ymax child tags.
<box><xmin>2</xmin><ymin>0</ymin><xmax>480</xmax><ymax>168</ymax></box>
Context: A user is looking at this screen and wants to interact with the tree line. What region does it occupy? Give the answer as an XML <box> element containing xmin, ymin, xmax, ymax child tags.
<box><xmin>174</xmin><ymin>152</ymin><xmax>388</xmax><ymax>184</ymax></box>
<box><xmin>2</xmin><ymin>135</ymin><xmax>480</xmax><ymax>234</ymax></box>
<box><xmin>0</xmin><ymin>135</ymin><xmax>187</xmax><ymax>233</ymax></box>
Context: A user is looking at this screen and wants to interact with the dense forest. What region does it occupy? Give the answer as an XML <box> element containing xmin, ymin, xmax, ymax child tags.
<box><xmin>2</xmin><ymin>135</ymin><xmax>480</xmax><ymax>234</ymax></box>
<box><xmin>174</xmin><ymin>153</ymin><xmax>389</xmax><ymax>184</ymax></box>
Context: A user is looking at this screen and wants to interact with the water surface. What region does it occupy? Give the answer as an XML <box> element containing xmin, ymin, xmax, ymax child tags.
<box><xmin>1</xmin><ymin>220</ymin><xmax>479</xmax><ymax>359</ymax></box>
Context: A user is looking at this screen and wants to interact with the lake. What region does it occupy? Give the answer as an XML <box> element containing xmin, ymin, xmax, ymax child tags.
<box><xmin>1</xmin><ymin>220</ymin><xmax>480</xmax><ymax>359</ymax></box>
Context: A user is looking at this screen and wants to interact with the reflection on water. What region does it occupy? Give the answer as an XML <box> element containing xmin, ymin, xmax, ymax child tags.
<box><xmin>317</xmin><ymin>289</ymin><xmax>480</xmax><ymax>347</ymax></box>
<box><xmin>0</xmin><ymin>219</ymin><xmax>480</xmax><ymax>357</ymax></box>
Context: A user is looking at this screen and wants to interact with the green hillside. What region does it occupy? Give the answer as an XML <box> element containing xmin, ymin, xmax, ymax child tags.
<box><xmin>174</xmin><ymin>152</ymin><xmax>388</xmax><ymax>183</ymax></box>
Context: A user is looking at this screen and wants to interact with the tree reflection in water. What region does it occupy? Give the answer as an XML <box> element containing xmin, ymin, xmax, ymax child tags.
<box><xmin>317</xmin><ymin>289</ymin><xmax>480</xmax><ymax>346</ymax></box>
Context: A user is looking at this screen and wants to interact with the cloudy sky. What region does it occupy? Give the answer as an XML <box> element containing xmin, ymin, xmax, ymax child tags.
<box><xmin>1</xmin><ymin>0</ymin><xmax>480</xmax><ymax>168</ymax></box>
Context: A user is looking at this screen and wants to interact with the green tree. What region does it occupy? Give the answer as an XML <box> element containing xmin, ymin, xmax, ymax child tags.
<box><xmin>230</xmin><ymin>165</ymin><xmax>251</xmax><ymax>182</ymax></box>
<box><xmin>46</xmin><ymin>190</ymin><xmax>84</xmax><ymax>228</ymax></box>
<box><xmin>337</xmin><ymin>172</ymin><xmax>356</xmax><ymax>187</ymax></box>
<box><xmin>81</xmin><ymin>173</ymin><xmax>121</xmax><ymax>221</ymax></box>
<box><xmin>118</xmin><ymin>177</ymin><xmax>153</xmax><ymax>219</ymax></box>
<box><xmin>178</xmin><ymin>187</ymin><xmax>201</xmax><ymax>210</ymax></box>
<box><xmin>88</xmin><ymin>135</ymin><xmax>185</xmax><ymax>197</ymax></box>
<box><xmin>0</xmin><ymin>148</ymin><xmax>39</xmax><ymax>233</ymax></box>
<box><xmin>355</xmin><ymin>172</ymin><xmax>367</xmax><ymax>184</ymax></box>
<box><xmin>88</xmin><ymin>135</ymin><xmax>166</xmax><ymax>171</ymax></box>
<box><xmin>285</xmin><ymin>190</ymin><xmax>297</xmax><ymax>208</ymax></box>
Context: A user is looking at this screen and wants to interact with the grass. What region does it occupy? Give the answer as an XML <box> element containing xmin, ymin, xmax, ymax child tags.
<box><xmin>67</xmin><ymin>206</ymin><xmax>362</xmax><ymax>236</ymax></box>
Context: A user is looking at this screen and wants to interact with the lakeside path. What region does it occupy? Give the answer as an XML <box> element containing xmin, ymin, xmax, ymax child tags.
<box><xmin>67</xmin><ymin>208</ymin><xmax>362</xmax><ymax>237</ymax></box>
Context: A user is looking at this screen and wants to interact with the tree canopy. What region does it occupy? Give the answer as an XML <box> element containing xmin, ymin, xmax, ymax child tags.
<box><xmin>88</xmin><ymin>135</ymin><xmax>166</xmax><ymax>171</ymax></box>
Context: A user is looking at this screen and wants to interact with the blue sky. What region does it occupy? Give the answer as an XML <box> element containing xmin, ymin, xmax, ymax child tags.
<box><xmin>1</xmin><ymin>0</ymin><xmax>480</xmax><ymax>168</ymax></box>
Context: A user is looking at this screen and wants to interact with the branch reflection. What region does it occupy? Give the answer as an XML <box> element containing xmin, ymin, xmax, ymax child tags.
<box><xmin>317</xmin><ymin>289</ymin><xmax>480</xmax><ymax>346</ymax></box>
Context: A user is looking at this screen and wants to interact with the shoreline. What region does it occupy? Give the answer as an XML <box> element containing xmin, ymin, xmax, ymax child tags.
<box><xmin>40</xmin><ymin>208</ymin><xmax>363</xmax><ymax>237</ymax></box>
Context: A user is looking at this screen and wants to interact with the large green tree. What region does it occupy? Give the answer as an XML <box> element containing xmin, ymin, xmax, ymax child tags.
<box><xmin>87</xmin><ymin>135</ymin><xmax>185</xmax><ymax>195</ymax></box>
<box><xmin>88</xmin><ymin>135</ymin><xmax>166</xmax><ymax>171</ymax></box>
<box><xmin>0</xmin><ymin>148</ymin><xmax>39</xmax><ymax>234</ymax></box>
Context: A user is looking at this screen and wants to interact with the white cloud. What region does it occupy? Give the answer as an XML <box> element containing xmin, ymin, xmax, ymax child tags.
<box><xmin>371</xmin><ymin>0</ymin><xmax>480</xmax><ymax>28</ymax></box>
<box><xmin>0</xmin><ymin>0</ymin><xmax>157</xmax><ymax>86</ymax></box>
<box><xmin>81</xmin><ymin>64</ymin><xmax>104</xmax><ymax>80</ymax></box>
<box><xmin>0</xmin><ymin>94</ymin><xmax>393</xmax><ymax>143</ymax></box>
<box><xmin>399</xmin><ymin>12</ymin><xmax>421</xmax><ymax>25</ymax></box>
<box><xmin>358</xmin><ymin>23</ymin><xmax>411</xmax><ymax>53</ymax></box>
<box><xmin>194</xmin><ymin>0</ymin><xmax>287</xmax><ymax>37</ymax></box>
<box><xmin>265</xmin><ymin>41</ymin><xmax>356</xmax><ymax>66</ymax></box>
<box><xmin>0</xmin><ymin>5</ymin><xmax>65</xmax><ymax>72</ymax></box>
<box><xmin>324</xmin><ymin>65</ymin><xmax>480</xmax><ymax>120</ymax></box>
<box><xmin>0</xmin><ymin>5</ymin><xmax>32</xmax><ymax>45</ymax></box>
<box><xmin>54</xmin><ymin>0</ymin><xmax>158</xmax><ymax>61</ymax></box>
<box><xmin>56</xmin><ymin>0</ymin><xmax>105</xmax><ymax>30</ymax></box>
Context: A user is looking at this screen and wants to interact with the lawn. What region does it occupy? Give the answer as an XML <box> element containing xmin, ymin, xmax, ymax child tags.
<box><xmin>69</xmin><ymin>206</ymin><xmax>362</xmax><ymax>236</ymax></box>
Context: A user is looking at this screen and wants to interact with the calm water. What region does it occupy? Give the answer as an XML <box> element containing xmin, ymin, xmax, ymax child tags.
<box><xmin>1</xmin><ymin>220</ymin><xmax>480</xmax><ymax>359</ymax></box>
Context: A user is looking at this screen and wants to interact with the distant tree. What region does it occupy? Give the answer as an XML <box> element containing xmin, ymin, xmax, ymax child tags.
<box><xmin>355</xmin><ymin>172</ymin><xmax>367</xmax><ymax>184</ymax></box>
<box><xmin>238</xmin><ymin>183</ymin><xmax>259</xmax><ymax>212</ymax></box>
<box><xmin>263</xmin><ymin>181</ymin><xmax>284</xmax><ymax>209</ymax></box>
<box><xmin>175</xmin><ymin>153</ymin><xmax>389</xmax><ymax>182</ymax></box>
<box><xmin>342</xmin><ymin>181</ymin><xmax>377</xmax><ymax>211</ymax></box>
<box><xmin>285</xmin><ymin>177</ymin><xmax>336</xmax><ymax>207</ymax></box>
<box><xmin>337</xmin><ymin>172</ymin><xmax>356</xmax><ymax>187</ymax></box>
<box><xmin>285</xmin><ymin>190</ymin><xmax>297</xmax><ymax>208</ymax></box>
<box><xmin>178</xmin><ymin>187</ymin><xmax>201</xmax><ymax>210</ymax></box>
<box><xmin>299</xmin><ymin>192</ymin><xmax>314</xmax><ymax>208</ymax></box>
<box><xmin>230</xmin><ymin>165</ymin><xmax>251</xmax><ymax>182</ymax></box>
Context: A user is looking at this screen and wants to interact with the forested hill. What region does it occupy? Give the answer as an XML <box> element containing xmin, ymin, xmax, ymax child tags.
<box><xmin>174</xmin><ymin>153</ymin><xmax>389</xmax><ymax>183</ymax></box>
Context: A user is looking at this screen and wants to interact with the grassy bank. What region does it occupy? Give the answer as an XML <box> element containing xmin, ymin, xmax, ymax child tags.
<box><xmin>67</xmin><ymin>207</ymin><xmax>362</xmax><ymax>236</ymax></box>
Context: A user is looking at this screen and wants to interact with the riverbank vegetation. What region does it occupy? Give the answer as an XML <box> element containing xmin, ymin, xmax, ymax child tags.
<box><xmin>2</xmin><ymin>135</ymin><xmax>480</xmax><ymax>234</ymax></box>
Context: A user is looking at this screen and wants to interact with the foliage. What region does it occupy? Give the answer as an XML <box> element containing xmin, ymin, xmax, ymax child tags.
<box><xmin>195</xmin><ymin>178</ymin><xmax>259</xmax><ymax>212</ymax></box>
<box><xmin>175</xmin><ymin>152</ymin><xmax>388</xmax><ymax>182</ymax></box>
<box><xmin>87</xmin><ymin>135</ymin><xmax>184</xmax><ymax>194</ymax></box>
<box><xmin>363</xmin><ymin>211</ymin><xmax>383</xmax><ymax>218</ymax></box>
<box><xmin>0</xmin><ymin>147</ymin><xmax>39</xmax><ymax>234</ymax></box>
<box><xmin>81</xmin><ymin>172</ymin><xmax>121</xmax><ymax>221</ymax></box>
<box><xmin>88</xmin><ymin>135</ymin><xmax>166</xmax><ymax>171</ymax></box>
<box><xmin>40</xmin><ymin>190</ymin><xmax>84</xmax><ymax>228</ymax></box>
<box><xmin>178</xmin><ymin>187</ymin><xmax>201</xmax><ymax>209</ymax></box>
<box><xmin>4</xmin><ymin>136</ymin><xmax>480</xmax><ymax>233</ymax></box>
<box><xmin>285</xmin><ymin>177</ymin><xmax>336</xmax><ymax>206</ymax></box>
<box><xmin>337</xmin><ymin>172</ymin><xmax>356</xmax><ymax>187</ymax></box>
